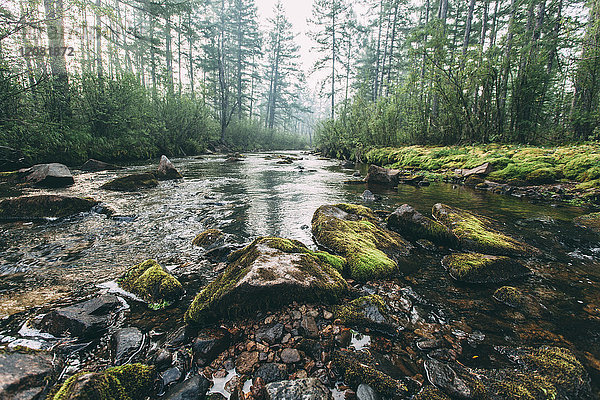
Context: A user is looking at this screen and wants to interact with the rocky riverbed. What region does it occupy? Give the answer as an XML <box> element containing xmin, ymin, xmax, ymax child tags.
<box><xmin>0</xmin><ymin>153</ymin><xmax>599</xmax><ymax>399</ymax></box>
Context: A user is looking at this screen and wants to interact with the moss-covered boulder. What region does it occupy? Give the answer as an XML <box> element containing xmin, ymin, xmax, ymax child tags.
<box><xmin>574</xmin><ymin>212</ymin><xmax>600</xmax><ymax>234</ymax></box>
<box><xmin>493</xmin><ymin>286</ymin><xmax>547</xmax><ymax>318</ymax></box>
<box><xmin>185</xmin><ymin>237</ymin><xmax>347</xmax><ymax>326</ymax></box>
<box><xmin>101</xmin><ymin>173</ymin><xmax>158</xmax><ymax>191</ymax></box>
<box><xmin>0</xmin><ymin>195</ymin><xmax>99</xmax><ymax>221</ymax></box>
<box><xmin>387</xmin><ymin>204</ymin><xmax>458</xmax><ymax>247</ymax></box>
<box><xmin>441</xmin><ymin>253</ymin><xmax>531</xmax><ymax>284</ymax></box>
<box><xmin>118</xmin><ymin>260</ymin><xmax>183</xmax><ymax>308</ymax></box>
<box><xmin>432</xmin><ymin>204</ymin><xmax>540</xmax><ymax>257</ymax></box>
<box><xmin>312</xmin><ymin>204</ymin><xmax>413</xmax><ymax>281</ymax></box>
<box><xmin>333</xmin><ymin>295</ymin><xmax>401</xmax><ymax>336</ymax></box>
<box><xmin>50</xmin><ymin>363</ymin><xmax>155</xmax><ymax>400</ymax></box>
<box><xmin>192</xmin><ymin>229</ymin><xmax>224</xmax><ymax>248</ymax></box>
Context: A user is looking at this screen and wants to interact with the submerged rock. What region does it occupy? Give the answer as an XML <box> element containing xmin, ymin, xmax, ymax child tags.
<box><xmin>0</xmin><ymin>350</ymin><xmax>61</xmax><ymax>399</ymax></box>
<box><xmin>40</xmin><ymin>294</ymin><xmax>121</xmax><ymax>337</ymax></box>
<box><xmin>265</xmin><ymin>378</ymin><xmax>332</xmax><ymax>400</ymax></box>
<box><xmin>112</xmin><ymin>327</ymin><xmax>144</xmax><ymax>365</ymax></box>
<box><xmin>441</xmin><ymin>253</ymin><xmax>531</xmax><ymax>284</ymax></box>
<box><xmin>163</xmin><ymin>375</ymin><xmax>211</xmax><ymax>400</ymax></box>
<box><xmin>0</xmin><ymin>195</ymin><xmax>99</xmax><ymax>221</ymax></box>
<box><xmin>574</xmin><ymin>212</ymin><xmax>600</xmax><ymax>234</ymax></box>
<box><xmin>49</xmin><ymin>363</ymin><xmax>155</xmax><ymax>400</ymax></box>
<box><xmin>118</xmin><ymin>259</ymin><xmax>183</xmax><ymax>308</ymax></box>
<box><xmin>312</xmin><ymin>204</ymin><xmax>413</xmax><ymax>281</ymax></box>
<box><xmin>23</xmin><ymin>163</ymin><xmax>74</xmax><ymax>187</ymax></box>
<box><xmin>333</xmin><ymin>295</ymin><xmax>402</xmax><ymax>336</ymax></box>
<box><xmin>184</xmin><ymin>237</ymin><xmax>347</xmax><ymax>326</ymax></box>
<box><xmin>364</xmin><ymin>165</ymin><xmax>401</xmax><ymax>186</ymax></box>
<box><xmin>156</xmin><ymin>155</ymin><xmax>183</xmax><ymax>180</ymax></box>
<box><xmin>192</xmin><ymin>229</ymin><xmax>224</xmax><ymax>248</ymax></box>
<box><xmin>101</xmin><ymin>173</ymin><xmax>158</xmax><ymax>191</ymax></box>
<box><xmin>387</xmin><ymin>204</ymin><xmax>458</xmax><ymax>247</ymax></box>
<box><xmin>432</xmin><ymin>203</ymin><xmax>540</xmax><ymax>257</ymax></box>
<box><xmin>80</xmin><ymin>159</ymin><xmax>122</xmax><ymax>172</ymax></box>
<box><xmin>493</xmin><ymin>286</ymin><xmax>547</xmax><ymax>318</ymax></box>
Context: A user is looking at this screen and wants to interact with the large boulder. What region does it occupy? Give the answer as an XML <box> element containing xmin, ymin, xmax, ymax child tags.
<box><xmin>312</xmin><ymin>204</ymin><xmax>413</xmax><ymax>281</ymax></box>
<box><xmin>265</xmin><ymin>378</ymin><xmax>333</xmax><ymax>400</ymax></box>
<box><xmin>0</xmin><ymin>350</ymin><xmax>61</xmax><ymax>399</ymax></box>
<box><xmin>432</xmin><ymin>204</ymin><xmax>540</xmax><ymax>257</ymax></box>
<box><xmin>387</xmin><ymin>204</ymin><xmax>459</xmax><ymax>247</ymax></box>
<box><xmin>184</xmin><ymin>237</ymin><xmax>347</xmax><ymax>326</ymax></box>
<box><xmin>441</xmin><ymin>253</ymin><xmax>531</xmax><ymax>284</ymax></box>
<box><xmin>364</xmin><ymin>165</ymin><xmax>401</xmax><ymax>186</ymax></box>
<box><xmin>101</xmin><ymin>173</ymin><xmax>158</xmax><ymax>191</ymax></box>
<box><xmin>80</xmin><ymin>159</ymin><xmax>122</xmax><ymax>172</ymax></box>
<box><xmin>49</xmin><ymin>364</ymin><xmax>155</xmax><ymax>400</ymax></box>
<box><xmin>156</xmin><ymin>155</ymin><xmax>183</xmax><ymax>180</ymax></box>
<box><xmin>40</xmin><ymin>295</ymin><xmax>122</xmax><ymax>338</ymax></box>
<box><xmin>118</xmin><ymin>259</ymin><xmax>184</xmax><ymax>308</ymax></box>
<box><xmin>22</xmin><ymin>163</ymin><xmax>74</xmax><ymax>187</ymax></box>
<box><xmin>0</xmin><ymin>195</ymin><xmax>99</xmax><ymax>221</ymax></box>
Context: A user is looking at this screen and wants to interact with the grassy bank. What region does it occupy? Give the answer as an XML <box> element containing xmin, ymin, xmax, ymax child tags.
<box><xmin>363</xmin><ymin>144</ymin><xmax>600</xmax><ymax>190</ymax></box>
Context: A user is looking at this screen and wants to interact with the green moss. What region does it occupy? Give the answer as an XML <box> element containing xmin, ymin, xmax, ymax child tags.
<box><xmin>185</xmin><ymin>237</ymin><xmax>347</xmax><ymax>326</ymax></box>
<box><xmin>333</xmin><ymin>350</ymin><xmax>409</xmax><ymax>398</ymax></box>
<box><xmin>573</xmin><ymin>212</ymin><xmax>600</xmax><ymax>233</ymax></box>
<box><xmin>0</xmin><ymin>195</ymin><xmax>99</xmax><ymax>220</ymax></box>
<box><xmin>118</xmin><ymin>259</ymin><xmax>183</xmax><ymax>307</ymax></box>
<box><xmin>526</xmin><ymin>168</ymin><xmax>561</xmax><ymax>184</ymax></box>
<box><xmin>563</xmin><ymin>154</ymin><xmax>600</xmax><ymax>181</ymax></box>
<box><xmin>101</xmin><ymin>173</ymin><xmax>158</xmax><ymax>191</ymax></box>
<box><xmin>413</xmin><ymin>386</ymin><xmax>451</xmax><ymax>400</ymax></box>
<box><xmin>575</xmin><ymin>179</ymin><xmax>600</xmax><ymax>190</ymax></box>
<box><xmin>192</xmin><ymin>229</ymin><xmax>224</xmax><ymax>247</ymax></box>
<box><xmin>50</xmin><ymin>363</ymin><xmax>155</xmax><ymax>400</ymax></box>
<box><xmin>493</xmin><ymin>286</ymin><xmax>527</xmax><ymax>308</ymax></box>
<box><xmin>442</xmin><ymin>253</ymin><xmax>530</xmax><ymax>283</ymax></box>
<box><xmin>521</xmin><ymin>347</ymin><xmax>589</xmax><ymax>391</ymax></box>
<box><xmin>433</xmin><ymin>204</ymin><xmax>539</xmax><ymax>257</ymax></box>
<box><xmin>312</xmin><ymin>204</ymin><xmax>412</xmax><ymax>281</ymax></box>
<box><xmin>488</xmin><ymin>371</ymin><xmax>557</xmax><ymax>400</ymax></box>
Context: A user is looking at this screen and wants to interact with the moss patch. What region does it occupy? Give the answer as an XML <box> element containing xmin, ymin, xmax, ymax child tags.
<box><xmin>50</xmin><ymin>363</ymin><xmax>155</xmax><ymax>400</ymax></box>
<box><xmin>573</xmin><ymin>212</ymin><xmax>600</xmax><ymax>234</ymax></box>
<box><xmin>185</xmin><ymin>237</ymin><xmax>347</xmax><ymax>326</ymax></box>
<box><xmin>433</xmin><ymin>204</ymin><xmax>539</xmax><ymax>257</ymax></box>
<box><xmin>192</xmin><ymin>229</ymin><xmax>224</xmax><ymax>247</ymax></box>
<box><xmin>413</xmin><ymin>386</ymin><xmax>451</xmax><ymax>400</ymax></box>
<box><xmin>312</xmin><ymin>204</ymin><xmax>412</xmax><ymax>281</ymax></box>
<box><xmin>442</xmin><ymin>253</ymin><xmax>530</xmax><ymax>284</ymax></box>
<box><xmin>118</xmin><ymin>260</ymin><xmax>183</xmax><ymax>308</ymax></box>
<box><xmin>0</xmin><ymin>195</ymin><xmax>99</xmax><ymax>221</ymax></box>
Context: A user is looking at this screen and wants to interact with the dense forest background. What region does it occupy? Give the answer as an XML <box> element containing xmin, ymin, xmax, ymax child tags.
<box><xmin>1</xmin><ymin>0</ymin><xmax>599</xmax><ymax>166</ymax></box>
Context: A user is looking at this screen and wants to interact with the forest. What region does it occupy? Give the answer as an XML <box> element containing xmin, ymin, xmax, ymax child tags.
<box><xmin>2</xmin><ymin>0</ymin><xmax>598</xmax><ymax>166</ymax></box>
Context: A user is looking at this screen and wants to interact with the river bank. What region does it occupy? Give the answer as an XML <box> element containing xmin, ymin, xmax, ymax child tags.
<box><xmin>0</xmin><ymin>153</ymin><xmax>599</xmax><ymax>399</ymax></box>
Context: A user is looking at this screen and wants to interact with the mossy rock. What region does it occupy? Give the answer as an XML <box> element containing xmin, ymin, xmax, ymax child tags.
<box><xmin>386</xmin><ymin>204</ymin><xmax>459</xmax><ymax>247</ymax></box>
<box><xmin>118</xmin><ymin>260</ymin><xmax>183</xmax><ymax>308</ymax></box>
<box><xmin>192</xmin><ymin>229</ymin><xmax>224</xmax><ymax>247</ymax></box>
<box><xmin>432</xmin><ymin>204</ymin><xmax>540</xmax><ymax>257</ymax></box>
<box><xmin>413</xmin><ymin>386</ymin><xmax>451</xmax><ymax>400</ymax></box>
<box><xmin>573</xmin><ymin>212</ymin><xmax>600</xmax><ymax>234</ymax></box>
<box><xmin>333</xmin><ymin>295</ymin><xmax>400</xmax><ymax>336</ymax></box>
<box><xmin>333</xmin><ymin>349</ymin><xmax>412</xmax><ymax>398</ymax></box>
<box><xmin>101</xmin><ymin>173</ymin><xmax>158</xmax><ymax>191</ymax></box>
<box><xmin>312</xmin><ymin>204</ymin><xmax>413</xmax><ymax>281</ymax></box>
<box><xmin>442</xmin><ymin>253</ymin><xmax>531</xmax><ymax>284</ymax></box>
<box><xmin>185</xmin><ymin>237</ymin><xmax>347</xmax><ymax>326</ymax></box>
<box><xmin>464</xmin><ymin>174</ymin><xmax>485</xmax><ymax>187</ymax></box>
<box><xmin>0</xmin><ymin>195</ymin><xmax>99</xmax><ymax>221</ymax></box>
<box><xmin>526</xmin><ymin>167</ymin><xmax>560</xmax><ymax>185</ymax></box>
<box><xmin>493</xmin><ymin>286</ymin><xmax>547</xmax><ymax>318</ymax></box>
<box><xmin>50</xmin><ymin>363</ymin><xmax>155</xmax><ymax>400</ymax></box>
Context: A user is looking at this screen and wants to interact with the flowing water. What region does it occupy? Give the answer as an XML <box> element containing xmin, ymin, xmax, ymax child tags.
<box><xmin>1</xmin><ymin>152</ymin><xmax>599</xmax><ymax>385</ymax></box>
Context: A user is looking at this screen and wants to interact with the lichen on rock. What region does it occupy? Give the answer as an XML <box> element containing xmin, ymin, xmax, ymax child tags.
<box><xmin>312</xmin><ymin>203</ymin><xmax>413</xmax><ymax>281</ymax></box>
<box><xmin>432</xmin><ymin>203</ymin><xmax>540</xmax><ymax>257</ymax></box>
<box><xmin>185</xmin><ymin>237</ymin><xmax>347</xmax><ymax>326</ymax></box>
<box><xmin>442</xmin><ymin>253</ymin><xmax>531</xmax><ymax>284</ymax></box>
<box><xmin>118</xmin><ymin>260</ymin><xmax>183</xmax><ymax>308</ymax></box>
<box><xmin>50</xmin><ymin>363</ymin><xmax>155</xmax><ymax>400</ymax></box>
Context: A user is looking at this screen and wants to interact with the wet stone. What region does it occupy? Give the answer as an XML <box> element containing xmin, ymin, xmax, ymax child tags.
<box><xmin>235</xmin><ymin>351</ymin><xmax>259</xmax><ymax>375</ymax></box>
<box><xmin>192</xmin><ymin>328</ymin><xmax>231</xmax><ymax>366</ymax></box>
<box><xmin>0</xmin><ymin>351</ymin><xmax>60</xmax><ymax>399</ymax></box>
<box><xmin>162</xmin><ymin>366</ymin><xmax>183</xmax><ymax>388</ymax></box>
<box><xmin>112</xmin><ymin>327</ymin><xmax>144</xmax><ymax>365</ymax></box>
<box><xmin>265</xmin><ymin>378</ymin><xmax>333</xmax><ymax>400</ymax></box>
<box><xmin>423</xmin><ymin>359</ymin><xmax>471</xmax><ymax>398</ymax></box>
<box><xmin>163</xmin><ymin>375</ymin><xmax>211</xmax><ymax>400</ymax></box>
<box><xmin>300</xmin><ymin>315</ymin><xmax>319</xmax><ymax>338</ymax></box>
<box><xmin>356</xmin><ymin>384</ymin><xmax>380</xmax><ymax>400</ymax></box>
<box><xmin>255</xmin><ymin>323</ymin><xmax>284</xmax><ymax>345</ymax></box>
<box><xmin>253</xmin><ymin>363</ymin><xmax>288</xmax><ymax>384</ymax></box>
<box><xmin>280</xmin><ymin>348</ymin><xmax>301</xmax><ymax>364</ymax></box>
